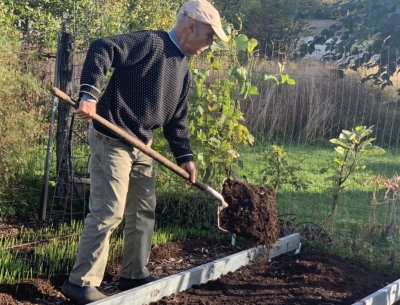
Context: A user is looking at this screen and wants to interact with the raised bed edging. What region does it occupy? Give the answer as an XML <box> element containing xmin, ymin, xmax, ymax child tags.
<box><xmin>352</xmin><ymin>279</ymin><xmax>400</xmax><ymax>305</ymax></box>
<box><xmin>90</xmin><ymin>233</ymin><xmax>301</xmax><ymax>305</ymax></box>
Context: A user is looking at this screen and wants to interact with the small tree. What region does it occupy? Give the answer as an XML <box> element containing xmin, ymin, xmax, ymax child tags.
<box><xmin>320</xmin><ymin>125</ymin><xmax>386</xmax><ymax>232</ymax></box>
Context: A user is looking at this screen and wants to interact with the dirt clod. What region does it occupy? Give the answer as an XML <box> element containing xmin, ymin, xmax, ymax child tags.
<box><xmin>219</xmin><ymin>178</ymin><xmax>279</xmax><ymax>246</ymax></box>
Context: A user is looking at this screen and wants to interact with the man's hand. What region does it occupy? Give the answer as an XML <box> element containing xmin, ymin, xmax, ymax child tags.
<box><xmin>180</xmin><ymin>161</ymin><xmax>197</xmax><ymax>185</ymax></box>
<box><xmin>74</xmin><ymin>100</ymin><xmax>96</xmax><ymax>121</ymax></box>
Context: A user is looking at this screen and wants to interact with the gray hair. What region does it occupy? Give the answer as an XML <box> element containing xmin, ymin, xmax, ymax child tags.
<box><xmin>173</xmin><ymin>14</ymin><xmax>201</xmax><ymax>31</ymax></box>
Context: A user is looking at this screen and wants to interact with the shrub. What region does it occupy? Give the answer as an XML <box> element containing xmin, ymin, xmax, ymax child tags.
<box><xmin>0</xmin><ymin>39</ymin><xmax>49</xmax><ymax>217</ymax></box>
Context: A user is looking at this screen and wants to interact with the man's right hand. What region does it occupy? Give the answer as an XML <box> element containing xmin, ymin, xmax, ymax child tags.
<box><xmin>180</xmin><ymin>161</ymin><xmax>197</xmax><ymax>185</ymax></box>
<box><xmin>74</xmin><ymin>100</ymin><xmax>97</xmax><ymax>121</ymax></box>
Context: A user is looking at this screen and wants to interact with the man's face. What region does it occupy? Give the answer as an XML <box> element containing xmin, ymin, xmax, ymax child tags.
<box><xmin>187</xmin><ymin>21</ymin><xmax>214</xmax><ymax>56</ymax></box>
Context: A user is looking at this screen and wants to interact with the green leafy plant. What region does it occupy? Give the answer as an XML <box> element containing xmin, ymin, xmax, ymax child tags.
<box><xmin>320</xmin><ymin>126</ymin><xmax>386</xmax><ymax>232</ymax></box>
<box><xmin>128</xmin><ymin>0</ymin><xmax>185</xmax><ymax>32</ymax></box>
<box><xmin>0</xmin><ymin>2</ymin><xmax>20</xmax><ymax>39</ymax></box>
<box><xmin>259</xmin><ymin>144</ymin><xmax>308</xmax><ymax>191</ymax></box>
<box><xmin>188</xmin><ymin>66</ymin><xmax>254</xmax><ymax>183</ymax></box>
<box><xmin>0</xmin><ymin>39</ymin><xmax>48</xmax><ymax>217</ymax></box>
<box><xmin>261</xmin><ymin>62</ymin><xmax>296</xmax><ymax>86</ymax></box>
<box><xmin>186</xmin><ymin>33</ymin><xmax>262</xmax><ymax>183</ymax></box>
<box><xmin>186</xmin><ymin>30</ymin><xmax>296</xmax><ymax>184</ymax></box>
<box><xmin>227</xmin><ymin>24</ymin><xmax>296</xmax><ymax>91</ymax></box>
<box><xmin>322</xmin><ymin>126</ymin><xmax>386</xmax><ymax>211</ymax></box>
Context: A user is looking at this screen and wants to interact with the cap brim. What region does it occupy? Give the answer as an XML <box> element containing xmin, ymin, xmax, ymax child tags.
<box><xmin>212</xmin><ymin>25</ymin><xmax>229</xmax><ymax>42</ymax></box>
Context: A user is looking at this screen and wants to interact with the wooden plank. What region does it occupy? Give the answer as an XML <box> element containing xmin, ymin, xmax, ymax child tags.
<box><xmin>352</xmin><ymin>279</ymin><xmax>400</xmax><ymax>305</ymax></box>
<box><xmin>91</xmin><ymin>233</ymin><xmax>301</xmax><ymax>305</ymax></box>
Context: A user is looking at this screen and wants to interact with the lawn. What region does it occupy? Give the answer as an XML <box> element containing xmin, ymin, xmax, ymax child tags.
<box><xmin>238</xmin><ymin>143</ymin><xmax>399</xmax><ymax>217</ymax></box>
<box><xmin>237</xmin><ymin>142</ymin><xmax>400</xmax><ymax>267</ymax></box>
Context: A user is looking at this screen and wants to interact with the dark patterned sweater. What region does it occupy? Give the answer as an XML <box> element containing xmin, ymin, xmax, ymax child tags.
<box><xmin>80</xmin><ymin>30</ymin><xmax>193</xmax><ymax>165</ymax></box>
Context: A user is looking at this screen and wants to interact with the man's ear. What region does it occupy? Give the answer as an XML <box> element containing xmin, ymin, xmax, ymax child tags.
<box><xmin>188</xmin><ymin>21</ymin><xmax>196</xmax><ymax>33</ymax></box>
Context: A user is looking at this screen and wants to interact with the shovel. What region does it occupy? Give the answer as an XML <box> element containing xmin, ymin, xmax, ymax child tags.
<box><xmin>50</xmin><ymin>87</ymin><xmax>228</xmax><ymax>210</ymax></box>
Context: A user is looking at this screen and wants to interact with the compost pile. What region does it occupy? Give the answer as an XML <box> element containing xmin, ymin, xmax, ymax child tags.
<box><xmin>219</xmin><ymin>178</ymin><xmax>279</xmax><ymax>247</ymax></box>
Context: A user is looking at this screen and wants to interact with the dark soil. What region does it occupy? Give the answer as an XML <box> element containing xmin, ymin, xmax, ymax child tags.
<box><xmin>219</xmin><ymin>178</ymin><xmax>279</xmax><ymax>247</ymax></box>
<box><xmin>151</xmin><ymin>250</ymin><xmax>398</xmax><ymax>305</ymax></box>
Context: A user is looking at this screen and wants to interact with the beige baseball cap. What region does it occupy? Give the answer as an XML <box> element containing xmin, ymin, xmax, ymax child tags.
<box><xmin>179</xmin><ymin>0</ymin><xmax>228</xmax><ymax>42</ymax></box>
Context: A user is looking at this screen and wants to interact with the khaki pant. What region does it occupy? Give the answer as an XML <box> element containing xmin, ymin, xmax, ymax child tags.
<box><xmin>69</xmin><ymin>127</ymin><xmax>156</xmax><ymax>286</ymax></box>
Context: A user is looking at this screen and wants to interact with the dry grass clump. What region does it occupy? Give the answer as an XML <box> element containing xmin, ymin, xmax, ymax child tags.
<box><xmin>194</xmin><ymin>52</ymin><xmax>399</xmax><ymax>145</ymax></box>
<box><xmin>243</xmin><ymin>59</ymin><xmax>398</xmax><ymax>144</ymax></box>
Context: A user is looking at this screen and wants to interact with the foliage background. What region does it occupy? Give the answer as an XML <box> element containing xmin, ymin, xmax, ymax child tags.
<box><xmin>0</xmin><ymin>0</ymin><xmax>400</xmax><ymax>276</ymax></box>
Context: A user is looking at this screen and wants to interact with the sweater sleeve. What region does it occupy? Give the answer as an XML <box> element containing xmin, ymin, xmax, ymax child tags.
<box><xmin>79</xmin><ymin>32</ymin><xmax>153</xmax><ymax>101</ymax></box>
<box><xmin>163</xmin><ymin>71</ymin><xmax>194</xmax><ymax>165</ymax></box>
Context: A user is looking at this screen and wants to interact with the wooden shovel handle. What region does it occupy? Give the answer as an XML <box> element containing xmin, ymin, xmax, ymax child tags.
<box><xmin>50</xmin><ymin>87</ymin><xmax>209</xmax><ymax>191</ymax></box>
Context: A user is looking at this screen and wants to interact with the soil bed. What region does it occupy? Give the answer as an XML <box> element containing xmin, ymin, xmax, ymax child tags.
<box><xmin>0</xmin><ymin>234</ymin><xmax>398</xmax><ymax>305</ymax></box>
<box><xmin>151</xmin><ymin>250</ymin><xmax>397</xmax><ymax>305</ymax></box>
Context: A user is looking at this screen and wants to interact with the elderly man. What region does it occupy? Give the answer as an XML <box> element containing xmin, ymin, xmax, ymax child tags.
<box><xmin>60</xmin><ymin>0</ymin><xmax>228</xmax><ymax>303</ymax></box>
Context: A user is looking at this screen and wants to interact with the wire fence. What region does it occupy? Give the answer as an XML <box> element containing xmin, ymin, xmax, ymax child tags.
<box><xmin>46</xmin><ymin>29</ymin><xmax>400</xmax><ymax>245</ymax></box>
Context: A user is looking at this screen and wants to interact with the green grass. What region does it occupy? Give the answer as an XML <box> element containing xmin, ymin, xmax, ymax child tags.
<box><xmin>238</xmin><ymin>143</ymin><xmax>400</xmax><ymax>222</ymax></box>
<box><xmin>235</xmin><ymin>142</ymin><xmax>400</xmax><ymax>272</ymax></box>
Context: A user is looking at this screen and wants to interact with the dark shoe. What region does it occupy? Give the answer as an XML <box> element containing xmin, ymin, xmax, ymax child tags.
<box><xmin>61</xmin><ymin>279</ymin><xmax>106</xmax><ymax>304</ymax></box>
<box><xmin>118</xmin><ymin>275</ymin><xmax>159</xmax><ymax>291</ymax></box>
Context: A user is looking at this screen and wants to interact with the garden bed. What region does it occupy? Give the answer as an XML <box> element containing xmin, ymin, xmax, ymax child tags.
<box><xmin>0</xmin><ymin>226</ymin><xmax>398</xmax><ymax>305</ymax></box>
